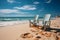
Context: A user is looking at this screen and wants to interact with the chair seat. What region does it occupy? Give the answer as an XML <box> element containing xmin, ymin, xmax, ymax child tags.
<box><xmin>39</xmin><ymin>21</ymin><xmax>43</xmax><ymax>26</ymax></box>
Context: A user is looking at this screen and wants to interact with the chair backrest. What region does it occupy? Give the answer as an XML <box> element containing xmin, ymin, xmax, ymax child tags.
<box><xmin>34</xmin><ymin>15</ymin><xmax>39</xmax><ymax>21</ymax></box>
<box><xmin>43</xmin><ymin>14</ymin><xmax>51</xmax><ymax>26</ymax></box>
<box><xmin>34</xmin><ymin>15</ymin><xmax>39</xmax><ymax>23</ymax></box>
<box><xmin>44</xmin><ymin>14</ymin><xmax>51</xmax><ymax>22</ymax></box>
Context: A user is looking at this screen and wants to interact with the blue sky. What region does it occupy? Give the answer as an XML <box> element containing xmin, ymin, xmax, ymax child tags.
<box><xmin>0</xmin><ymin>0</ymin><xmax>60</xmax><ymax>17</ymax></box>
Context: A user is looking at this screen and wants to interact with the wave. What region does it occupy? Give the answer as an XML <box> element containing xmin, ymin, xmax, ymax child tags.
<box><xmin>0</xmin><ymin>21</ymin><xmax>29</xmax><ymax>26</ymax></box>
<box><xmin>4</xmin><ymin>19</ymin><xmax>12</xmax><ymax>20</ymax></box>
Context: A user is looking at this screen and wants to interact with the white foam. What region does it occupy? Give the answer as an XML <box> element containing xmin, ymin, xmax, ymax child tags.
<box><xmin>4</xmin><ymin>18</ymin><xmax>12</xmax><ymax>20</ymax></box>
<box><xmin>0</xmin><ymin>20</ymin><xmax>29</xmax><ymax>26</ymax></box>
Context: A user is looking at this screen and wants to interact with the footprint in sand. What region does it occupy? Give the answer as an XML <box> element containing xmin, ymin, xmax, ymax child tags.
<box><xmin>20</xmin><ymin>33</ymin><xmax>33</xmax><ymax>38</ymax></box>
<box><xmin>32</xmin><ymin>36</ymin><xmax>42</xmax><ymax>40</ymax></box>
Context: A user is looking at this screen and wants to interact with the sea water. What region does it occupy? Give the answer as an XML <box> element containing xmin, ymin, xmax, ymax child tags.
<box><xmin>0</xmin><ymin>17</ymin><xmax>55</xmax><ymax>21</ymax></box>
<box><xmin>0</xmin><ymin>17</ymin><xmax>43</xmax><ymax>21</ymax></box>
<box><xmin>0</xmin><ymin>17</ymin><xmax>55</xmax><ymax>26</ymax></box>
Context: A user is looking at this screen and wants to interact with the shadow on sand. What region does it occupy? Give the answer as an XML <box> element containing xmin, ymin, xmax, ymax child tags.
<box><xmin>45</xmin><ymin>27</ymin><xmax>60</xmax><ymax>32</ymax></box>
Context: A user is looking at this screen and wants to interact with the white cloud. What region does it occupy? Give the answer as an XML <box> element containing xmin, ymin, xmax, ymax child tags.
<box><xmin>0</xmin><ymin>9</ymin><xmax>34</xmax><ymax>17</ymax></box>
<box><xmin>14</xmin><ymin>5</ymin><xmax>36</xmax><ymax>10</ymax></box>
<box><xmin>0</xmin><ymin>9</ymin><xmax>19</xmax><ymax>13</ymax></box>
<box><xmin>7</xmin><ymin>0</ymin><xmax>21</xmax><ymax>3</ymax></box>
<box><xmin>7</xmin><ymin>0</ymin><xmax>14</xmax><ymax>3</ymax></box>
<box><xmin>33</xmin><ymin>1</ymin><xmax>40</xmax><ymax>4</ymax></box>
<box><xmin>0</xmin><ymin>9</ymin><xmax>31</xmax><ymax>14</ymax></box>
<box><xmin>45</xmin><ymin>0</ymin><xmax>51</xmax><ymax>3</ymax></box>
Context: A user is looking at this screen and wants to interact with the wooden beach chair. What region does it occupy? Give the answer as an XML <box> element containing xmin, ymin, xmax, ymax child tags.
<box><xmin>41</xmin><ymin>14</ymin><xmax>51</xmax><ymax>30</ymax></box>
<box><xmin>29</xmin><ymin>15</ymin><xmax>39</xmax><ymax>27</ymax></box>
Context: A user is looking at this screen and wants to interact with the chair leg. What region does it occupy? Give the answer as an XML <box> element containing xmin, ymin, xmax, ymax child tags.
<box><xmin>41</xmin><ymin>26</ymin><xmax>46</xmax><ymax>31</ymax></box>
<box><xmin>44</xmin><ymin>26</ymin><xmax>47</xmax><ymax>31</ymax></box>
<box><xmin>29</xmin><ymin>20</ymin><xmax>31</xmax><ymax>27</ymax></box>
<box><xmin>30</xmin><ymin>22</ymin><xmax>31</xmax><ymax>27</ymax></box>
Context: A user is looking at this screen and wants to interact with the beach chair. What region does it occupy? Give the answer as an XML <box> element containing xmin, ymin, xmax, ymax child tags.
<box><xmin>29</xmin><ymin>15</ymin><xmax>39</xmax><ymax>27</ymax></box>
<box><xmin>41</xmin><ymin>14</ymin><xmax>51</xmax><ymax>30</ymax></box>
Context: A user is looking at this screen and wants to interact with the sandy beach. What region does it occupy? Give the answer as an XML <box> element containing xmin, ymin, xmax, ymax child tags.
<box><xmin>0</xmin><ymin>18</ymin><xmax>60</xmax><ymax>40</ymax></box>
<box><xmin>0</xmin><ymin>0</ymin><xmax>60</xmax><ymax>40</ymax></box>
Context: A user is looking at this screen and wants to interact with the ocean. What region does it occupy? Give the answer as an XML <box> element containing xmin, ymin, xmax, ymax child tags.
<box><xmin>0</xmin><ymin>17</ymin><xmax>43</xmax><ymax>21</ymax></box>
<box><xmin>0</xmin><ymin>17</ymin><xmax>55</xmax><ymax>21</ymax></box>
<box><xmin>0</xmin><ymin>17</ymin><xmax>55</xmax><ymax>26</ymax></box>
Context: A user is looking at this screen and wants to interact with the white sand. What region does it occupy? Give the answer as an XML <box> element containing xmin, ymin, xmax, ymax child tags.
<box><xmin>0</xmin><ymin>21</ymin><xmax>30</xmax><ymax>40</ymax></box>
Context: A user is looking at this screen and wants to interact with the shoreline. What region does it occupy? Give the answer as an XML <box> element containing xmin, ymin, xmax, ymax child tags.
<box><xmin>0</xmin><ymin>17</ymin><xmax>60</xmax><ymax>27</ymax></box>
